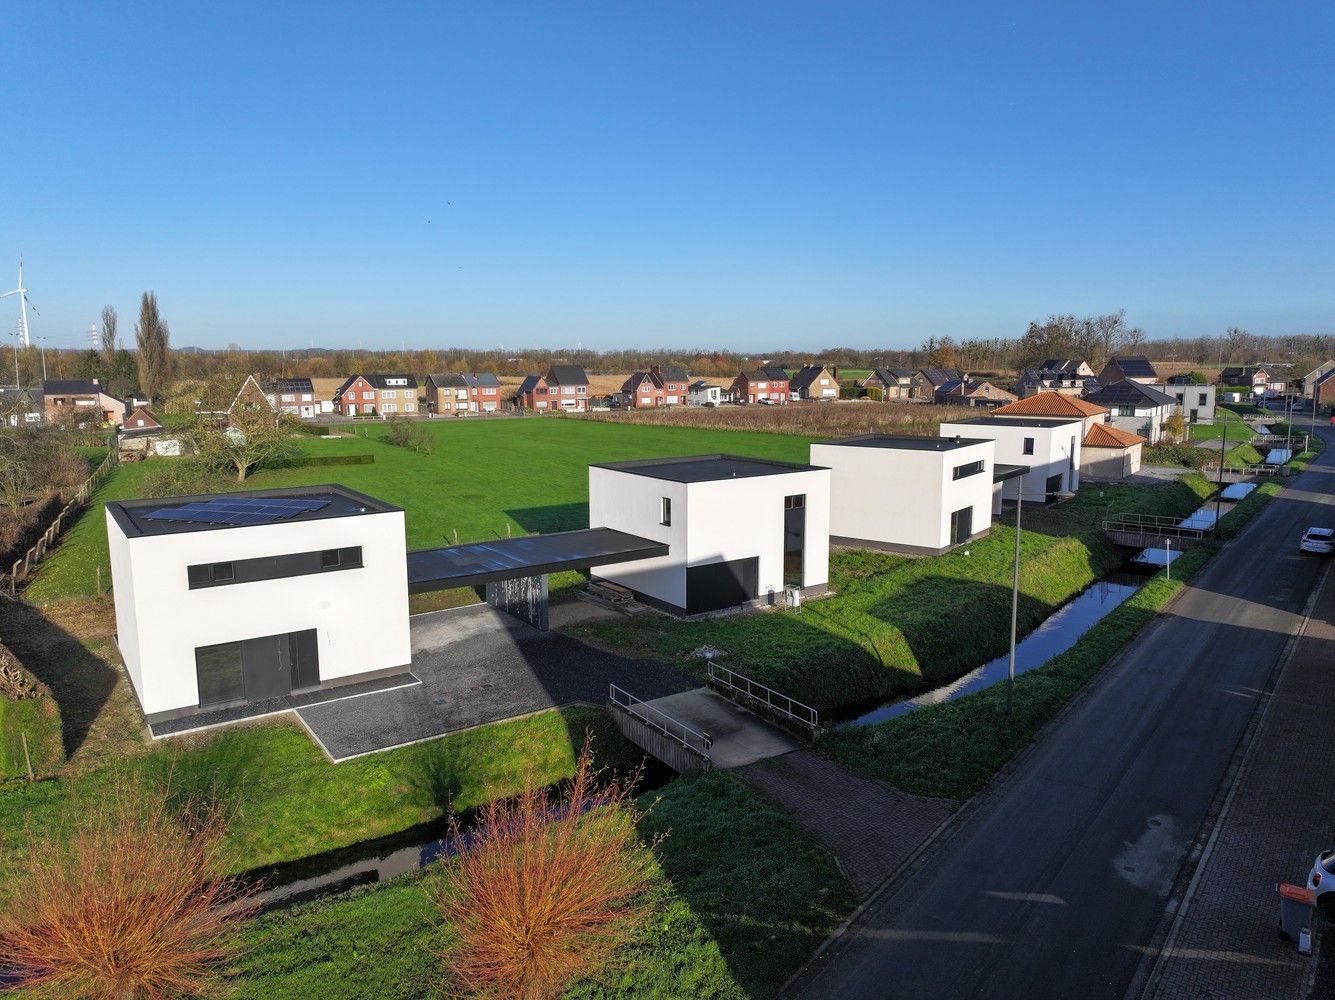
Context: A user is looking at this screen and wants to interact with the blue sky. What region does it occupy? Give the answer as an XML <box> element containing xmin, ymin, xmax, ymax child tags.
<box><xmin>8</xmin><ymin>2</ymin><xmax>1333</xmax><ymax>351</ymax></box>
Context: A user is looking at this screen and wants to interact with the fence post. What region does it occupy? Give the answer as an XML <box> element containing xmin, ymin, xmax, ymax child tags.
<box><xmin>20</xmin><ymin>731</ymin><xmax>33</xmax><ymax>782</ymax></box>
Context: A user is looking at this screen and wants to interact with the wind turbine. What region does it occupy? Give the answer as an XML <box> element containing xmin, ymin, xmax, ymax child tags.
<box><xmin>0</xmin><ymin>260</ymin><xmax>37</xmax><ymax>347</ymax></box>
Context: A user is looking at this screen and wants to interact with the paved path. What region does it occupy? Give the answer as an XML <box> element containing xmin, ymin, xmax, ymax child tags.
<box><xmin>298</xmin><ymin>604</ymin><xmax>695</xmax><ymax>760</ymax></box>
<box><xmin>783</xmin><ymin>429</ymin><xmax>1335</xmax><ymax>1000</ymax></box>
<box><xmin>738</xmin><ymin>750</ymin><xmax>951</xmax><ymax>898</ymax></box>
<box><xmin>1145</xmin><ymin>561</ymin><xmax>1335</xmax><ymax>999</ymax></box>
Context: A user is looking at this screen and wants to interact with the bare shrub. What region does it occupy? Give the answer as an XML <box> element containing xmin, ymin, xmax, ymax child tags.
<box><xmin>0</xmin><ymin>781</ymin><xmax>256</xmax><ymax>999</ymax></box>
<box><xmin>583</xmin><ymin>401</ymin><xmax>962</xmax><ymax>438</ymax></box>
<box><xmin>436</xmin><ymin>737</ymin><xmax>654</xmax><ymax>1000</ymax></box>
<box><xmin>385</xmin><ymin>417</ymin><xmax>433</xmax><ymax>455</ymax></box>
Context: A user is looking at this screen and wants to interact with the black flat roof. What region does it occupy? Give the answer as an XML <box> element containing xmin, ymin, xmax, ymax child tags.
<box><xmin>994</xmin><ymin>463</ymin><xmax>1029</xmax><ymax>482</ymax></box>
<box><xmin>407</xmin><ymin>528</ymin><xmax>668</xmax><ymax>593</ymax></box>
<box><xmin>941</xmin><ymin>417</ymin><xmax>1082</xmax><ymax>428</ymax></box>
<box><xmin>816</xmin><ymin>434</ymin><xmax>990</xmax><ymax>452</ymax></box>
<box><xmin>590</xmin><ymin>454</ymin><xmax>824</xmax><ymax>484</ymax></box>
<box><xmin>107</xmin><ymin>485</ymin><xmax>399</xmax><ymax>538</ymax></box>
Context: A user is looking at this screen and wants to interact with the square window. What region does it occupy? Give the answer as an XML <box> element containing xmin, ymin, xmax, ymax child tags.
<box><xmin>211</xmin><ymin>562</ymin><xmax>234</xmax><ymax>582</ymax></box>
<box><xmin>321</xmin><ymin>549</ymin><xmax>341</xmax><ymax>568</ymax></box>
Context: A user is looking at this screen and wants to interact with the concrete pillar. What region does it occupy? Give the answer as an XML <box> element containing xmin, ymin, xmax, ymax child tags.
<box><xmin>486</xmin><ymin>573</ymin><xmax>549</xmax><ymax>631</ymax></box>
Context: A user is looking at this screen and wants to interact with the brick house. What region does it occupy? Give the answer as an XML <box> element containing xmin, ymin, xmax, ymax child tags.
<box><xmin>514</xmin><ymin>365</ymin><xmax>590</xmax><ymax>412</ymax></box>
<box><xmin>909</xmin><ymin>368</ymin><xmax>965</xmax><ymax>401</ymax></box>
<box><xmin>861</xmin><ymin>367</ymin><xmax>912</xmax><ymax>400</ymax></box>
<box><xmin>43</xmin><ymin>378</ymin><xmax>126</xmax><ymax>427</ymax></box>
<box><xmin>618</xmin><ymin>363</ymin><xmax>691</xmax><ymax>408</ymax></box>
<box><xmin>731</xmin><ymin>365</ymin><xmax>790</xmax><ymax>405</ymax></box>
<box><xmin>425</xmin><ymin>372</ymin><xmax>503</xmax><ymax>414</ymax></box>
<box><xmin>333</xmin><ymin>374</ymin><xmax>419</xmax><ymax>416</ymax></box>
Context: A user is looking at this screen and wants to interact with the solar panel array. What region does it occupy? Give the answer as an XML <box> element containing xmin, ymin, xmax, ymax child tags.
<box><xmin>143</xmin><ymin>496</ymin><xmax>331</xmax><ymax>527</ymax></box>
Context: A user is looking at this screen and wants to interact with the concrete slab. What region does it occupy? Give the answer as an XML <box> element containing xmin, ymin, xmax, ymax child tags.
<box><xmin>637</xmin><ymin>688</ymin><xmax>801</xmax><ymax>768</ymax></box>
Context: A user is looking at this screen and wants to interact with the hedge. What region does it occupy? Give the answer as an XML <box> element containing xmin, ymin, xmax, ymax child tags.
<box><xmin>288</xmin><ymin>453</ymin><xmax>376</xmax><ymax>468</ymax></box>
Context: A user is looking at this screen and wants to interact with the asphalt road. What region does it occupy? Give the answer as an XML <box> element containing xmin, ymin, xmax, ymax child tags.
<box><xmin>786</xmin><ymin>426</ymin><xmax>1335</xmax><ymax>1000</ymax></box>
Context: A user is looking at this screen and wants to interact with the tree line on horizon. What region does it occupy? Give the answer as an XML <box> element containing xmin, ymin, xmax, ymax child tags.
<box><xmin>7</xmin><ymin>307</ymin><xmax>1335</xmax><ymax>398</ymax></box>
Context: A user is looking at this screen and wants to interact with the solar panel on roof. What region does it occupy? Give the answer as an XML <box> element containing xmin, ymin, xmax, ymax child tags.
<box><xmin>142</xmin><ymin>496</ymin><xmax>331</xmax><ymax>526</ymax></box>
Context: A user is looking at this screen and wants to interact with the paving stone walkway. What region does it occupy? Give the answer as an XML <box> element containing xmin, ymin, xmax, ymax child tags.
<box><xmin>737</xmin><ymin>749</ymin><xmax>952</xmax><ymax>898</ymax></box>
<box><xmin>1145</xmin><ymin>566</ymin><xmax>1335</xmax><ymax>1000</ymax></box>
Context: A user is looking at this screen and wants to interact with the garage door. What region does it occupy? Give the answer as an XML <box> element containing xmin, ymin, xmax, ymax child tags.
<box><xmin>685</xmin><ymin>557</ymin><xmax>759</xmax><ymax>615</ymax></box>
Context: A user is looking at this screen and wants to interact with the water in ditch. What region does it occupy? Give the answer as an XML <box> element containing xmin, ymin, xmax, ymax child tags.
<box><xmin>844</xmin><ymin>573</ymin><xmax>1142</xmax><ymax>727</ymax></box>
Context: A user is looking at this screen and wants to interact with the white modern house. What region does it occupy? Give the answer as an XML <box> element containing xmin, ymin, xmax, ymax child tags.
<box><xmin>587</xmin><ymin>455</ymin><xmax>830</xmax><ymax>614</ymax></box>
<box><xmin>1160</xmin><ymin>381</ymin><xmax>1217</xmax><ymax>424</ymax></box>
<box><xmin>107</xmin><ymin>486</ymin><xmax>412</xmax><ymax>728</ymax></box>
<box><xmin>939</xmin><ymin>416</ymin><xmax>1083</xmax><ymax>503</ymax></box>
<box><xmin>687</xmin><ymin>380</ymin><xmax>724</xmax><ymax>406</ymax></box>
<box><xmin>810</xmin><ymin>435</ymin><xmax>996</xmax><ymax>554</ymax></box>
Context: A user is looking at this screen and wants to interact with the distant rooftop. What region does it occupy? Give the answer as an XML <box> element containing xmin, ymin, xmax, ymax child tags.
<box><xmin>939</xmin><ymin>416</ymin><xmax>1082</xmax><ymax>428</ymax></box>
<box><xmin>817</xmin><ymin>434</ymin><xmax>989</xmax><ymax>452</ymax></box>
<box><xmin>108</xmin><ymin>485</ymin><xmax>399</xmax><ymax>538</ymax></box>
<box><xmin>592</xmin><ymin>454</ymin><xmax>824</xmax><ymax>484</ymax></box>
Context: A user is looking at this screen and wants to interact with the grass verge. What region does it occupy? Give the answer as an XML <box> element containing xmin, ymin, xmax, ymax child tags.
<box><xmin>819</xmin><ymin>464</ymin><xmax>1286</xmax><ymax>799</ymax></box>
<box><xmin>224</xmin><ymin>771</ymin><xmax>854</xmax><ymax>1000</ymax></box>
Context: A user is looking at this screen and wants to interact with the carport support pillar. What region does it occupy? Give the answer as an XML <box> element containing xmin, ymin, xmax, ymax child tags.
<box><xmin>486</xmin><ymin>573</ymin><xmax>549</xmax><ymax>631</ymax></box>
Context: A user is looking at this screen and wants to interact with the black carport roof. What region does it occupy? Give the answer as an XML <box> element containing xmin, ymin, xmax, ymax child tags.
<box><xmin>407</xmin><ymin>528</ymin><xmax>668</xmax><ymax>593</ymax></box>
<box><xmin>994</xmin><ymin>463</ymin><xmax>1029</xmax><ymax>482</ymax></box>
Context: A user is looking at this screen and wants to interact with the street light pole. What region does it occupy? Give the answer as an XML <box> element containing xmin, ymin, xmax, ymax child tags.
<box><xmin>1007</xmin><ymin>489</ymin><xmax>1022</xmax><ymax>718</ymax></box>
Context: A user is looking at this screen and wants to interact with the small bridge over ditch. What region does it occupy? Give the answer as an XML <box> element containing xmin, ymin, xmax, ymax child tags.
<box><xmin>1102</xmin><ymin>512</ymin><xmax>1213</xmax><ymax>550</ymax></box>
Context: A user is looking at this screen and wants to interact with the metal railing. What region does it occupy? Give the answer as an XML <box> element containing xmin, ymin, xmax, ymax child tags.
<box><xmin>1101</xmin><ymin>511</ymin><xmax>1208</xmax><ymax>541</ymax></box>
<box><xmin>1201</xmin><ymin>462</ymin><xmax>1284</xmax><ymax>478</ymax></box>
<box><xmin>608</xmin><ymin>684</ymin><xmax>713</xmax><ymax>761</ymax></box>
<box><xmin>706</xmin><ymin>662</ymin><xmax>819</xmax><ymax>734</ymax></box>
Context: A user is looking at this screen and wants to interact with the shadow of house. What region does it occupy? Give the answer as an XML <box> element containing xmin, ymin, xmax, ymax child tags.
<box><xmin>503</xmin><ymin>502</ymin><xmax>589</xmax><ymax>535</ymax></box>
<box><xmin>0</xmin><ymin>599</ymin><xmax>120</xmax><ymax>761</ymax></box>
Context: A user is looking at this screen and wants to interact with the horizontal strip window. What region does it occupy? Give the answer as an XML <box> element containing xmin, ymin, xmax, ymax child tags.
<box><xmin>952</xmin><ymin>460</ymin><xmax>985</xmax><ymax>481</ymax></box>
<box><xmin>188</xmin><ymin>546</ymin><xmax>363</xmax><ymax>589</ymax></box>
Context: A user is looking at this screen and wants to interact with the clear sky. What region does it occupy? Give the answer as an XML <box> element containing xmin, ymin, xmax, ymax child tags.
<box><xmin>8</xmin><ymin>2</ymin><xmax>1333</xmax><ymax>352</ymax></box>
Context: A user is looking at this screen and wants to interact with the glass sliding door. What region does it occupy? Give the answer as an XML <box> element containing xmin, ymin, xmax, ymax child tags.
<box><xmin>195</xmin><ymin>641</ymin><xmax>244</xmax><ymax>707</ymax></box>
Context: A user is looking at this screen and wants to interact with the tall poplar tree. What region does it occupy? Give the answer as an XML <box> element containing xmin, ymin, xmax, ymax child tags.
<box><xmin>100</xmin><ymin>304</ymin><xmax>118</xmax><ymax>362</ymax></box>
<box><xmin>134</xmin><ymin>292</ymin><xmax>173</xmax><ymax>402</ymax></box>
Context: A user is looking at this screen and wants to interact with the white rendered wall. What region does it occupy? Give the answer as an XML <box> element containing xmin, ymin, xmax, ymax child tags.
<box><xmin>588</xmin><ymin>468</ymin><xmax>689</xmax><ymax>608</ymax></box>
<box><xmin>106</xmin><ymin>510</ymin><xmax>144</xmax><ymax>700</ymax></box>
<box><xmin>811</xmin><ymin>441</ymin><xmax>993</xmax><ymax>550</ymax></box>
<box><xmin>588</xmin><ymin>466</ymin><xmax>830</xmax><ymax>609</ymax></box>
<box><xmin>110</xmin><ymin>510</ymin><xmax>410</xmax><ymax>716</ymax></box>
<box><xmin>687</xmin><ymin>469</ymin><xmax>830</xmax><ymax>596</ymax></box>
<box><xmin>939</xmin><ymin>422</ymin><xmax>1081</xmax><ymax>503</ymax></box>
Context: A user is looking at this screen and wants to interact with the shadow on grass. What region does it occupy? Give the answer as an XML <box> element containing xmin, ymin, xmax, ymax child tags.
<box><xmin>505</xmin><ymin>502</ymin><xmax>589</xmax><ymax>534</ymax></box>
<box><xmin>0</xmin><ymin>598</ymin><xmax>119</xmax><ymax>761</ymax></box>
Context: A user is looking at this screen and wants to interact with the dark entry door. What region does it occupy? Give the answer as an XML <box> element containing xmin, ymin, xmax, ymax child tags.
<box><xmin>950</xmin><ymin>506</ymin><xmax>972</xmax><ymax>545</ymax></box>
<box><xmin>1045</xmin><ymin>473</ymin><xmax>1063</xmax><ymax>501</ymax></box>
<box><xmin>686</xmin><ymin>558</ymin><xmax>759</xmax><ymax>614</ymax></box>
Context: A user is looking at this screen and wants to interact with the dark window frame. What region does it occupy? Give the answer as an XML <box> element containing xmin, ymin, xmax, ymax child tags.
<box><xmin>1022</xmin><ymin>437</ymin><xmax>1035</xmax><ymax>456</ymax></box>
<box><xmin>952</xmin><ymin>460</ymin><xmax>985</xmax><ymax>481</ymax></box>
<box><xmin>188</xmin><ymin>546</ymin><xmax>363</xmax><ymax>590</ymax></box>
<box><xmin>784</xmin><ymin>494</ymin><xmax>805</xmax><ymax>510</ymax></box>
<box><xmin>660</xmin><ymin>497</ymin><xmax>672</xmax><ymax>526</ymax></box>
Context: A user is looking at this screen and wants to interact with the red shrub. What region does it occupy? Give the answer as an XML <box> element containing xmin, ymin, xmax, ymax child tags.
<box><xmin>0</xmin><ymin>782</ymin><xmax>256</xmax><ymax>999</ymax></box>
<box><xmin>436</xmin><ymin>737</ymin><xmax>654</xmax><ymax>1000</ymax></box>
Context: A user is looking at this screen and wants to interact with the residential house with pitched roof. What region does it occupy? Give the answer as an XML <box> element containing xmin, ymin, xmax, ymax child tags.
<box><xmin>43</xmin><ymin>378</ymin><xmax>126</xmax><ymax>427</ymax></box>
<box><xmin>789</xmin><ymin>364</ymin><xmax>840</xmax><ymax>401</ymax></box>
<box><xmin>1016</xmin><ymin>366</ymin><xmax>1100</xmax><ymax>399</ymax></box>
<box><xmin>1097</xmin><ymin>356</ymin><xmax>1159</xmax><ymax>385</ymax></box>
<box><xmin>1302</xmin><ymin>361</ymin><xmax>1335</xmax><ymax>400</ymax></box>
<box><xmin>910</xmin><ymin>368</ymin><xmax>965</xmax><ymax>401</ymax></box>
<box><xmin>991</xmin><ymin>391</ymin><xmax>1142</xmax><ymax>479</ymax></box>
<box><xmin>0</xmin><ymin>386</ymin><xmax>43</xmax><ymax>427</ymax></box>
<box><xmin>687</xmin><ymin>380</ymin><xmax>724</xmax><ymax>406</ymax></box>
<box><xmin>731</xmin><ymin>368</ymin><xmax>789</xmax><ymax>405</ymax></box>
<box><xmin>1039</xmin><ymin>359</ymin><xmax>1095</xmax><ymax>376</ymax></box>
<box><xmin>934</xmin><ymin>379</ymin><xmax>1017</xmax><ymax>408</ymax></box>
<box><xmin>1219</xmin><ymin>365</ymin><xmax>1288</xmax><ymax>394</ymax></box>
<box><xmin>333</xmin><ymin>374</ymin><xmax>419</xmax><ymax>416</ymax></box>
<box><xmin>515</xmin><ymin>365</ymin><xmax>590</xmax><ymax>412</ymax></box>
<box><xmin>1083</xmin><ymin>380</ymin><xmax>1177</xmax><ymax>443</ymax></box>
<box><xmin>618</xmin><ymin>364</ymin><xmax>691</xmax><ymax>408</ymax></box>
<box><xmin>861</xmin><ymin>367</ymin><xmax>912</xmax><ymax>401</ymax></box>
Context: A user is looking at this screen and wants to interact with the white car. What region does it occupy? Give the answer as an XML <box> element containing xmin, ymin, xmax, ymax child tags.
<box><xmin>1308</xmin><ymin>850</ymin><xmax>1335</xmax><ymax>914</ymax></box>
<box><xmin>1300</xmin><ymin>527</ymin><xmax>1334</xmax><ymax>555</ymax></box>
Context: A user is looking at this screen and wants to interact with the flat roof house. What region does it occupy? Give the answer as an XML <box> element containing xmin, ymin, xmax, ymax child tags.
<box><xmin>939</xmin><ymin>416</ymin><xmax>1083</xmax><ymax>504</ymax></box>
<box><xmin>106</xmin><ymin>485</ymin><xmax>412</xmax><ymax>728</ymax></box>
<box><xmin>587</xmin><ymin>455</ymin><xmax>830</xmax><ymax>614</ymax></box>
<box><xmin>1159</xmin><ymin>382</ymin><xmax>1217</xmax><ymax>424</ymax></box>
<box><xmin>989</xmin><ymin>391</ymin><xmax>1143</xmax><ymax>480</ymax></box>
<box><xmin>810</xmin><ymin>435</ymin><xmax>996</xmax><ymax>555</ymax></box>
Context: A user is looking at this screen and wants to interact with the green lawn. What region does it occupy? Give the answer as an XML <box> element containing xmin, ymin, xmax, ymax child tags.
<box><xmin>226</xmin><ymin>771</ymin><xmax>853</xmax><ymax>1000</ymax></box>
<box><xmin>0</xmin><ymin>707</ymin><xmax>634</xmax><ymax>899</ymax></box>
<box><xmin>1187</xmin><ymin>411</ymin><xmax>1254</xmax><ymax>442</ymax></box>
<box><xmin>574</xmin><ymin>476</ymin><xmax>1216</xmax><ymax>715</ymax></box>
<box><xmin>26</xmin><ymin>419</ymin><xmax>819</xmax><ymax>603</ymax></box>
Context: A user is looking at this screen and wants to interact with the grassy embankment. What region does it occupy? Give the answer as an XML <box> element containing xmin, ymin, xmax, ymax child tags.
<box><xmin>575</xmin><ymin>475</ymin><xmax>1216</xmax><ymax>716</ymax></box>
<box><xmin>0</xmin><ymin>707</ymin><xmax>647</xmax><ymax>911</ymax></box>
<box><xmin>225</xmin><ymin>771</ymin><xmax>853</xmax><ymax>1000</ymax></box>
<box><xmin>821</xmin><ymin>452</ymin><xmax>1298</xmax><ymax>799</ymax></box>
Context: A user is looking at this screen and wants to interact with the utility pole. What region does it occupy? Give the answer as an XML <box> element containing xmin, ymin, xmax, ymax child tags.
<box><xmin>37</xmin><ymin>336</ymin><xmax>47</xmax><ymax>381</ymax></box>
<box><xmin>1007</xmin><ymin>490</ymin><xmax>1022</xmax><ymax>718</ymax></box>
